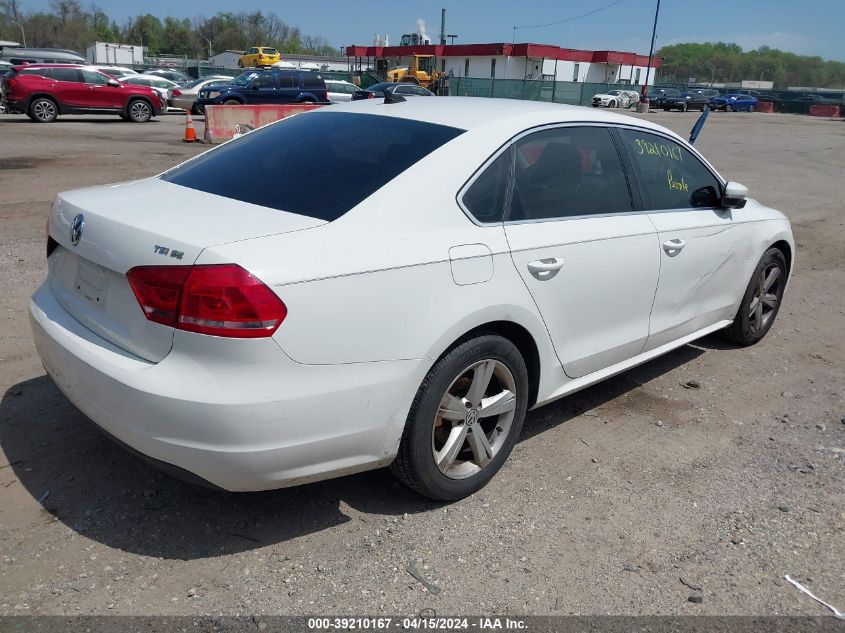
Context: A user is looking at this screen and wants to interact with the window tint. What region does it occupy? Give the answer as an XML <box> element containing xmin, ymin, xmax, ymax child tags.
<box><xmin>50</xmin><ymin>67</ymin><xmax>81</xmax><ymax>83</ymax></box>
<box><xmin>252</xmin><ymin>74</ymin><xmax>275</xmax><ymax>89</ymax></box>
<box><xmin>510</xmin><ymin>126</ymin><xmax>632</xmax><ymax>221</ymax></box>
<box><xmin>161</xmin><ymin>112</ymin><xmax>464</xmax><ymax>221</ymax></box>
<box><xmin>302</xmin><ymin>74</ymin><xmax>323</xmax><ymax>89</ymax></box>
<box><xmin>81</xmin><ymin>69</ymin><xmax>108</xmax><ymax>85</ymax></box>
<box><xmin>277</xmin><ymin>74</ymin><xmax>296</xmax><ymax>88</ymax></box>
<box><xmin>619</xmin><ymin>129</ymin><xmax>721</xmax><ymax>210</ymax></box>
<box><xmin>18</xmin><ymin>68</ymin><xmax>49</xmax><ymax>77</ymax></box>
<box><xmin>462</xmin><ymin>150</ymin><xmax>510</xmax><ymax>223</ymax></box>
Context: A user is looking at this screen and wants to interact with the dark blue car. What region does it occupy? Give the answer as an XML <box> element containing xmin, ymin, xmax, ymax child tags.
<box><xmin>709</xmin><ymin>93</ymin><xmax>757</xmax><ymax>112</ymax></box>
<box><xmin>195</xmin><ymin>69</ymin><xmax>329</xmax><ymax>109</ymax></box>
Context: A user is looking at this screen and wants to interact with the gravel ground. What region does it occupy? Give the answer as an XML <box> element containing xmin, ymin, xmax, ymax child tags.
<box><xmin>0</xmin><ymin>110</ymin><xmax>842</xmax><ymax>617</ymax></box>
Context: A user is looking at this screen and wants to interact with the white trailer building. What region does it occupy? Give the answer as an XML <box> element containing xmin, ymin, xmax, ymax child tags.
<box><xmin>86</xmin><ymin>42</ymin><xmax>145</xmax><ymax>66</ymax></box>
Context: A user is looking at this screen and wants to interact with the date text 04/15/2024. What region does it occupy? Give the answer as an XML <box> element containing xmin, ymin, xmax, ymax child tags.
<box><xmin>307</xmin><ymin>617</ymin><xmax>528</xmax><ymax>630</ymax></box>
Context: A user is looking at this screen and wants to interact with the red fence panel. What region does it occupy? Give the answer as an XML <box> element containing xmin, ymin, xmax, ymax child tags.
<box><xmin>203</xmin><ymin>104</ymin><xmax>325</xmax><ymax>143</ymax></box>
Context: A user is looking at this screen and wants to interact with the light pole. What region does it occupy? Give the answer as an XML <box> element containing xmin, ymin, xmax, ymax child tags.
<box><xmin>640</xmin><ymin>0</ymin><xmax>661</xmax><ymax>107</ymax></box>
<box><xmin>11</xmin><ymin>21</ymin><xmax>26</xmax><ymax>48</ymax></box>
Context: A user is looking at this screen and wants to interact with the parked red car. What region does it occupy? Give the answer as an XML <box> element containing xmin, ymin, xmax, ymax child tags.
<box><xmin>1</xmin><ymin>64</ymin><xmax>165</xmax><ymax>123</ymax></box>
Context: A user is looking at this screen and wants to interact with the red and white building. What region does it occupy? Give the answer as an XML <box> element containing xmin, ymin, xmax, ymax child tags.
<box><xmin>345</xmin><ymin>42</ymin><xmax>662</xmax><ymax>85</ymax></box>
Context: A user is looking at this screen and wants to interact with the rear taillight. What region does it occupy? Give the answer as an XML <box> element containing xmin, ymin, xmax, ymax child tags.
<box><xmin>322</xmin><ymin>90</ymin><xmax>328</xmax><ymax>101</ymax></box>
<box><xmin>258</xmin><ymin>54</ymin><xmax>264</xmax><ymax>59</ymax></box>
<box><xmin>127</xmin><ymin>264</ymin><xmax>287</xmax><ymax>338</ymax></box>
<box><xmin>171</xmin><ymin>89</ymin><xmax>182</xmax><ymax>96</ymax></box>
<box><xmin>6</xmin><ymin>78</ymin><xmax>18</xmax><ymax>90</ymax></box>
<box><xmin>367</xmin><ymin>92</ymin><xmax>374</xmax><ymax>99</ymax></box>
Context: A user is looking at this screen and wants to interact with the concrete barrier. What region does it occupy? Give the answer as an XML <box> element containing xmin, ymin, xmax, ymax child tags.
<box><xmin>808</xmin><ymin>104</ymin><xmax>840</xmax><ymax>118</ymax></box>
<box><xmin>203</xmin><ymin>104</ymin><xmax>325</xmax><ymax>143</ymax></box>
<box><xmin>754</xmin><ymin>101</ymin><xmax>774</xmax><ymax>113</ymax></box>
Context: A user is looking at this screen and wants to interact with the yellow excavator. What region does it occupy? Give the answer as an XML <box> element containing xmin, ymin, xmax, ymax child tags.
<box><xmin>386</xmin><ymin>54</ymin><xmax>446</xmax><ymax>92</ymax></box>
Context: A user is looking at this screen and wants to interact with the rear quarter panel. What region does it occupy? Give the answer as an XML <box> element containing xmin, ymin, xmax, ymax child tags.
<box><xmin>195</xmin><ymin>120</ymin><xmax>559</xmax><ymax>374</ymax></box>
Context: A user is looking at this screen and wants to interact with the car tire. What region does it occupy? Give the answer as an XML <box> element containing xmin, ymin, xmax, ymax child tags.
<box><xmin>237</xmin><ymin>60</ymin><xmax>244</xmax><ymax>68</ymax></box>
<box><xmin>29</xmin><ymin>97</ymin><xmax>58</xmax><ymax>123</ymax></box>
<box><xmin>682</xmin><ymin>102</ymin><xmax>688</xmax><ymax>112</ymax></box>
<box><xmin>609</xmin><ymin>100</ymin><xmax>617</xmax><ymax>108</ymax></box>
<box><xmin>726</xmin><ymin>104</ymin><xmax>733</xmax><ymax>112</ymax></box>
<box><xmin>724</xmin><ymin>247</ymin><xmax>787</xmax><ymax>346</ymax></box>
<box><xmin>191</xmin><ymin>103</ymin><xmax>203</xmax><ymax>115</ymax></box>
<box><xmin>127</xmin><ymin>99</ymin><xmax>152</xmax><ymax>123</ymax></box>
<box><xmin>391</xmin><ymin>334</ymin><xmax>529</xmax><ymax>501</ymax></box>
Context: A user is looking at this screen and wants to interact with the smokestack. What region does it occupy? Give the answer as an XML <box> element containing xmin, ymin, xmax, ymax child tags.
<box><xmin>440</xmin><ymin>9</ymin><xmax>447</xmax><ymax>46</ymax></box>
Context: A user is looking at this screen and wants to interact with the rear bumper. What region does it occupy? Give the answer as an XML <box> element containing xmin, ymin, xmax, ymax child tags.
<box><xmin>29</xmin><ymin>280</ymin><xmax>422</xmax><ymax>491</ymax></box>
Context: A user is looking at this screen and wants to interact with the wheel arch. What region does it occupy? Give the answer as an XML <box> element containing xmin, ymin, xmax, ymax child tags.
<box><xmin>429</xmin><ymin>319</ymin><xmax>544</xmax><ymax>409</ymax></box>
<box><xmin>27</xmin><ymin>93</ymin><xmax>61</xmax><ymax>113</ymax></box>
<box><xmin>125</xmin><ymin>95</ymin><xmax>153</xmax><ymax>112</ymax></box>
<box><xmin>769</xmin><ymin>239</ymin><xmax>792</xmax><ymax>274</ymax></box>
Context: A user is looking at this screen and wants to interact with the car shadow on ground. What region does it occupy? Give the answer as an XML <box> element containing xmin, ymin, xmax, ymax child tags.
<box><xmin>0</xmin><ymin>117</ymin><xmax>161</xmax><ymax>124</ymax></box>
<box><xmin>0</xmin><ymin>341</ymin><xmax>708</xmax><ymax>560</ymax></box>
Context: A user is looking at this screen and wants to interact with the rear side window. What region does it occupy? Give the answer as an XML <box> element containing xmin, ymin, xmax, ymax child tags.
<box><xmin>510</xmin><ymin>126</ymin><xmax>633</xmax><ymax>220</ymax></box>
<box><xmin>619</xmin><ymin>129</ymin><xmax>722</xmax><ymax>210</ymax></box>
<box><xmin>302</xmin><ymin>74</ymin><xmax>324</xmax><ymax>89</ymax></box>
<box><xmin>462</xmin><ymin>150</ymin><xmax>511</xmax><ymax>223</ymax></box>
<box><xmin>161</xmin><ymin>112</ymin><xmax>464</xmax><ymax>221</ymax></box>
<box><xmin>50</xmin><ymin>68</ymin><xmax>81</xmax><ymax>82</ymax></box>
<box><xmin>277</xmin><ymin>74</ymin><xmax>296</xmax><ymax>88</ymax></box>
<box><xmin>17</xmin><ymin>68</ymin><xmax>49</xmax><ymax>77</ymax></box>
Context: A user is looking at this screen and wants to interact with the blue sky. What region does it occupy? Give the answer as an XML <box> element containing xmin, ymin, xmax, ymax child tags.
<box><xmin>20</xmin><ymin>0</ymin><xmax>845</xmax><ymax>61</ymax></box>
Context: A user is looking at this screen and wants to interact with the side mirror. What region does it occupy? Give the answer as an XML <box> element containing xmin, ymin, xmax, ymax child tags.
<box><xmin>107</xmin><ymin>79</ymin><xmax>120</xmax><ymax>87</ymax></box>
<box><xmin>722</xmin><ymin>181</ymin><xmax>748</xmax><ymax>209</ymax></box>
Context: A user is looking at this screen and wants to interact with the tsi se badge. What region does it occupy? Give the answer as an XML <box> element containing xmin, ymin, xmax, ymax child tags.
<box><xmin>70</xmin><ymin>213</ymin><xmax>84</xmax><ymax>246</ymax></box>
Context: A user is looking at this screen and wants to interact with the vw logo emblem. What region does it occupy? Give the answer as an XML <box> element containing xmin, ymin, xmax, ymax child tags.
<box><xmin>466</xmin><ymin>409</ymin><xmax>478</xmax><ymax>426</ymax></box>
<box><xmin>70</xmin><ymin>214</ymin><xmax>84</xmax><ymax>246</ymax></box>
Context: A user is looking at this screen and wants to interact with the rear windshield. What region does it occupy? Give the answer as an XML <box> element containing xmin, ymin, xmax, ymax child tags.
<box><xmin>161</xmin><ymin>112</ymin><xmax>464</xmax><ymax>221</ymax></box>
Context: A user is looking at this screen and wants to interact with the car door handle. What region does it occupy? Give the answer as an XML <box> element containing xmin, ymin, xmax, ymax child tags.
<box><xmin>662</xmin><ymin>239</ymin><xmax>686</xmax><ymax>257</ymax></box>
<box><xmin>527</xmin><ymin>258</ymin><xmax>565</xmax><ymax>280</ymax></box>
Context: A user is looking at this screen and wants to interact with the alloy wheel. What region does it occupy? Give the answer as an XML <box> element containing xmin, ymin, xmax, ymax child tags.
<box><xmin>432</xmin><ymin>359</ymin><xmax>517</xmax><ymax>480</ymax></box>
<box><xmin>748</xmin><ymin>263</ymin><xmax>782</xmax><ymax>334</ymax></box>
<box><xmin>33</xmin><ymin>100</ymin><xmax>56</xmax><ymax>122</ymax></box>
<box><xmin>130</xmin><ymin>101</ymin><xmax>150</xmax><ymax>121</ymax></box>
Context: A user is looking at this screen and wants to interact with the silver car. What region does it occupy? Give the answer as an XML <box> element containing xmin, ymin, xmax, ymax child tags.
<box><xmin>167</xmin><ymin>76</ymin><xmax>233</xmax><ymax>114</ymax></box>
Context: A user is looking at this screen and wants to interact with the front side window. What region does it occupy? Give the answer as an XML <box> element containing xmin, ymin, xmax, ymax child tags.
<box><xmin>619</xmin><ymin>129</ymin><xmax>722</xmax><ymax>210</ymax></box>
<box><xmin>251</xmin><ymin>74</ymin><xmax>275</xmax><ymax>90</ymax></box>
<box><xmin>161</xmin><ymin>112</ymin><xmax>464</xmax><ymax>221</ymax></box>
<box><xmin>81</xmin><ymin>69</ymin><xmax>108</xmax><ymax>85</ymax></box>
<box><xmin>510</xmin><ymin>126</ymin><xmax>633</xmax><ymax>221</ymax></box>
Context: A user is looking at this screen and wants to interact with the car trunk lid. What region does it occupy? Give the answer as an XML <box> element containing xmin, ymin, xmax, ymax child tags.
<box><xmin>48</xmin><ymin>178</ymin><xmax>326</xmax><ymax>362</ymax></box>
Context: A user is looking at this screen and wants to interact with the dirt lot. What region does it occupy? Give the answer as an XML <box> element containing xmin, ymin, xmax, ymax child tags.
<box><xmin>0</xmin><ymin>109</ymin><xmax>843</xmax><ymax>618</ymax></box>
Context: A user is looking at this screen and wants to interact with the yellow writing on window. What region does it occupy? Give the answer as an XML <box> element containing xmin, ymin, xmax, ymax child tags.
<box><xmin>633</xmin><ymin>138</ymin><xmax>682</xmax><ymax>162</ymax></box>
<box><xmin>667</xmin><ymin>170</ymin><xmax>688</xmax><ymax>192</ymax></box>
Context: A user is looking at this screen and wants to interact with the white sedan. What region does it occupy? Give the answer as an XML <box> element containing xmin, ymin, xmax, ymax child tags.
<box><xmin>591</xmin><ymin>89</ymin><xmax>636</xmax><ymax>108</ymax></box>
<box><xmin>119</xmin><ymin>74</ymin><xmax>182</xmax><ymax>110</ymax></box>
<box><xmin>30</xmin><ymin>98</ymin><xmax>794</xmax><ymax>500</ymax></box>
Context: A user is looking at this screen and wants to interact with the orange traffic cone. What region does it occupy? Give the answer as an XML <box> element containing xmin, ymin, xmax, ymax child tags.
<box><xmin>183</xmin><ymin>111</ymin><xmax>198</xmax><ymax>143</ymax></box>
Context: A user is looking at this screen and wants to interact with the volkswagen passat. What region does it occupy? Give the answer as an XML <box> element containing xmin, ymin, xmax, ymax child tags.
<box><xmin>30</xmin><ymin>98</ymin><xmax>794</xmax><ymax>500</ymax></box>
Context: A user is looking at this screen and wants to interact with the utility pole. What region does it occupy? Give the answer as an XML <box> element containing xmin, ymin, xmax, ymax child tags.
<box><xmin>640</xmin><ymin>0</ymin><xmax>660</xmax><ymax>106</ymax></box>
<box><xmin>11</xmin><ymin>21</ymin><xmax>26</xmax><ymax>48</ymax></box>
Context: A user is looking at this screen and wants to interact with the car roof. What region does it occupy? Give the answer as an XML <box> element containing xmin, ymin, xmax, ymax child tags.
<box><xmin>323</xmin><ymin>96</ymin><xmax>683</xmax><ymax>140</ymax></box>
